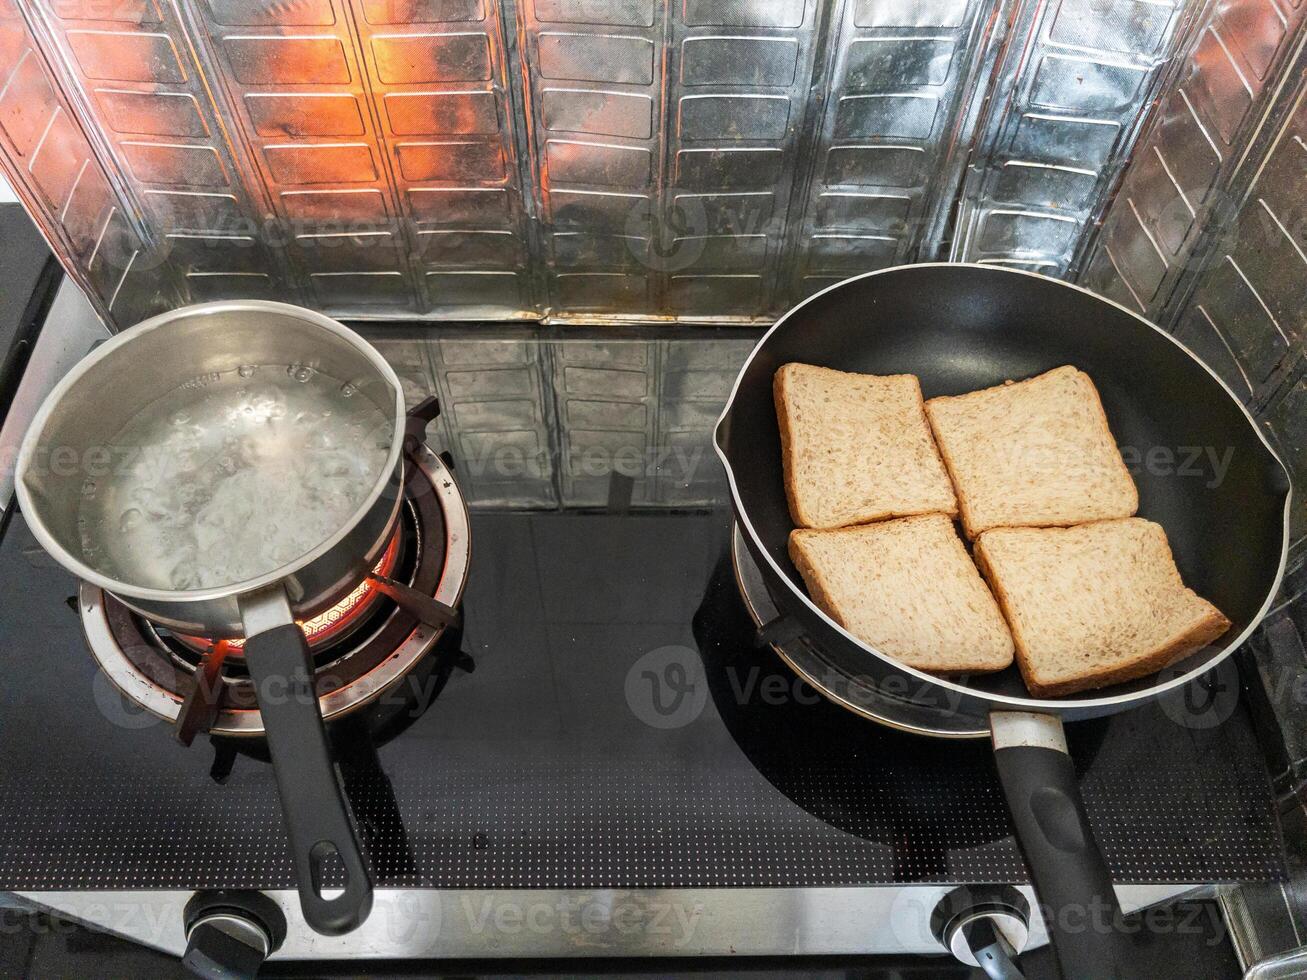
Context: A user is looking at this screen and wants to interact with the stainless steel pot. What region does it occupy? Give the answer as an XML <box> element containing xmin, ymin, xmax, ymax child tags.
<box><xmin>15</xmin><ymin>300</ymin><xmax>409</xmax><ymax>938</ymax></box>
<box><xmin>15</xmin><ymin>300</ymin><xmax>405</xmax><ymax>636</ymax></box>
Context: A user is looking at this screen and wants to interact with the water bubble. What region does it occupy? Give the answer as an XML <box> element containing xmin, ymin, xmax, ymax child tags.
<box><xmin>237</xmin><ymin>364</ymin><xmax>256</xmax><ymax>379</ymax></box>
<box><xmin>306</xmin><ymin>430</ymin><xmax>333</xmax><ymax>451</ymax></box>
<box><xmin>118</xmin><ymin>508</ymin><xmax>142</xmax><ymax>533</ymax></box>
<box><xmin>171</xmin><ymin>410</ymin><xmax>190</xmax><ymax>425</ymax></box>
<box><xmin>340</xmin><ymin>382</ymin><xmax>357</xmax><ymax>398</ymax></box>
<box><xmin>169</xmin><ymin>562</ymin><xmax>201</xmax><ymax>591</ymax></box>
<box><xmin>79</xmin><ymin>363</ymin><xmax>394</xmax><ymax>591</ymax></box>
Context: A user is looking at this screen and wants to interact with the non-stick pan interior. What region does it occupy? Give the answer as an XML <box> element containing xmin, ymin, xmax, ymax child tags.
<box><xmin>717</xmin><ymin>265</ymin><xmax>1290</xmax><ymax>706</ymax></box>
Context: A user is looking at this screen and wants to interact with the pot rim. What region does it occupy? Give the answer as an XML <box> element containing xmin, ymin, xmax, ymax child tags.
<box><xmin>15</xmin><ymin>300</ymin><xmax>407</xmax><ymax>606</ymax></box>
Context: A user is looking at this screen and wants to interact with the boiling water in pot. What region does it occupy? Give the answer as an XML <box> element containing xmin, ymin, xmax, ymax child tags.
<box><xmin>76</xmin><ymin>364</ymin><xmax>393</xmax><ymax>592</ymax></box>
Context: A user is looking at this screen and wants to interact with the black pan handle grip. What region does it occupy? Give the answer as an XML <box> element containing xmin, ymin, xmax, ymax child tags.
<box><xmin>242</xmin><ymin>622</ymin><xmax>374</xmax><ymax>936</ymax></box>
<box><xmin>990</xmin><ymin>711</ymin><xmax>1135</xmax><ymax>980</ymax></box>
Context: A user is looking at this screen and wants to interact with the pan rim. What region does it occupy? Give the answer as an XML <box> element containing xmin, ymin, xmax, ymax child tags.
<box><xmin>713</xmin><ymin>262</ymin><xmax>1293</xmax><ymax>714</ymax></box>
<box><xmin>14</xmin><ymin>299</ymin><xmax>408</xmax><ymax>606</ymax></box>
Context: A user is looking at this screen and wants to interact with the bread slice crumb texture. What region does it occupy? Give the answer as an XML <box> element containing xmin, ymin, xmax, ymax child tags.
<box><xmin>774</xmin><ymin>363</ymin><xmax>957</xmax><ymax>529</ymax></box>
<box><xmin>974</xmin><ymin>518</ymin><xmax>1231</xmax><ymax>698</ymax></box>
<box><xmin>789</xmin><ymin>514</ymin><xmax>1014</xmax><ymax>674</ymax></box>
<box><xmin>925</xmin><ymin>365</ymin><xmax>1138</xmax><ymax>539</ymax></box>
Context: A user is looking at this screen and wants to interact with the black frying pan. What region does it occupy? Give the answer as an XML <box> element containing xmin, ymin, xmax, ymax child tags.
<box><xmin>713</xmin><ymin>264</ymin><xmax>1291</xmax><ymax>978</ymax></box>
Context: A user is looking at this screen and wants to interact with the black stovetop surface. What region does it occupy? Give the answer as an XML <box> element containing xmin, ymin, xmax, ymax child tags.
<box><xmin>0</xmin><ymin>503</ymin><xmax>1286</xmax><ymax>891</ymax></box>
<box><xmin>0</xmin><ymin>205</ymin><xmax>58</xmax><ymax>424</ymax></box>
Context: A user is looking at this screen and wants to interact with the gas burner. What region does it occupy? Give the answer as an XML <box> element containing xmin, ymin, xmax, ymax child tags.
<box><xmin>171</xmin><ymin>529</ymin><xmax>405</xmax><ymax>657</ymax></box>
<box><xmin>729</xmin><ymin>525</ymin><xmax>986</xmax><ymax>739</ymax></box>
<box><xmin>79</xmin><ymin>443</ymin><xmax>470</xmax><ymax>737</ymax></box>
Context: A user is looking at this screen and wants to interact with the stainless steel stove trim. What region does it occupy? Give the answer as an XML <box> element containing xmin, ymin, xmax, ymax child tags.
<box><xmin>9</xmin><ymin>883</ymin><xmax>1200</xmax><ymax>960</ymax></box>
<box><xmin>77</xmin><ymin>445</ymin><xmax>470</xmax><ymax>736</ymax></box>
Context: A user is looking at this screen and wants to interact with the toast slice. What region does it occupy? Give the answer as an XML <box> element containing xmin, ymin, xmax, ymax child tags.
<box><xmin>789</xmin><ymin>514</ymin><xmax>1014</xmax><ymax>674</ymax></box>
<box><xmin>973</xmin><ymin>518</ymin><xmax>1231</xmax><ymax>697</ymax></box>
<box><xmin>775</xmin><ymin>363</ymin><xmax>957</xmax><ymax>529</ymax></box>
<box><xmin>924</xmin><ymin>365</ymin><xmax>1138</xmax><ymax>538</ymax></box>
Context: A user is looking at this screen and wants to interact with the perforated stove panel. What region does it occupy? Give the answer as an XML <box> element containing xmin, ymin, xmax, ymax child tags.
<box><xmin>0</xmin><ymin>511</ymin><xmax>1285</xmax><ymax>891</ymax></box>
<box><xmin>0</xmin><ymin>756</ymin><xmax>1283</xmax><ymax>891</ymax></box>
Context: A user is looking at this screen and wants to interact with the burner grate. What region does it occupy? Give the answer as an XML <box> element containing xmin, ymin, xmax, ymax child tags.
<box><xmin>77</xmin><ymin>445</ymin><xmax>466</xmax><ymax>737</ymax></box>
<box><xmin>170</xmin><ymin>528</ymin><xmax>406</xmax><ymax>659</ymax></box>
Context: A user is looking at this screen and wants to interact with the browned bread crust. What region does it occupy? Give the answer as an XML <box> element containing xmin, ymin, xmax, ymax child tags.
<box><xmin>789</xmin><ymin>514</ymin><xmax>1014</xmax><ymax>675</ymax></box>
<box><xmin>774</xmin><ymin>363</ymin><xmax>957</xmax><ymax>529</ymax></box>
<box><xmin>925</xmin><ymin>366</ymin><xmax>1138</xmax><ymax>539</ymax></box>
<box><xmin>974</xmin><ymin>519</ymin><xmax>1231</xmax><ymax>697</ymax></box>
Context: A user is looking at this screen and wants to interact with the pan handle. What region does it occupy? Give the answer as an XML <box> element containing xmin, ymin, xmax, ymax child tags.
<box><xmin>990</xmin><ymin>711</ymin><xmax>1135</xmax><ymax>979</ymax></box>
<box><xmin>240</xmin><ymin>586</ymin><xmax>374</xmax><ymax>936</ymax></box>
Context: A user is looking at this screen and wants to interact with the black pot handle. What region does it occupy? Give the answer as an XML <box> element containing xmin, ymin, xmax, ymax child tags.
<box><xmin>241</xmin><ymin>590</ymin><xmax>374</xmax><ymax>936</ymax></box>
<box><xmin>990</xmin><ymin>711</ymin><xmax>1135</xmax><ymax>979</ymax></box>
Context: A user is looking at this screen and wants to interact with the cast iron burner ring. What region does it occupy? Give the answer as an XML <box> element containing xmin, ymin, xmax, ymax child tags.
<box><xmin>78</xmin><ymin>443</ymin><xmax>470</xmax><ymax>736</ymax></box>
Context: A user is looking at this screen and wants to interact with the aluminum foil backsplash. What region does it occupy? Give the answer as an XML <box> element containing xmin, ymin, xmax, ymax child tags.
<box><xmin>0</xmin><ymin>0</ymin><xmax>1204</xmax><ymax>326</ymax></box>
<box><xmin>0</xmin><ymin>0</ymin><xmax>1299</xmax><ymax>495</ymax></box>
<box><xmin>1</xmin><ymin>0</ymin><xmax>1303</xmax><ymax>524</ymax></box>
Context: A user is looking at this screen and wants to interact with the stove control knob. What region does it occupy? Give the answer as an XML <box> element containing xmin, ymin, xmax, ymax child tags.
<box><xmin>931</xmin><ymin>885</ymin><xmax>1030</xmax><ymax>980</ymax></box>
<box><xmin>182</xmin><ymin>891</ymin><xmax>286</xmax><ymax>980</ymax></box>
